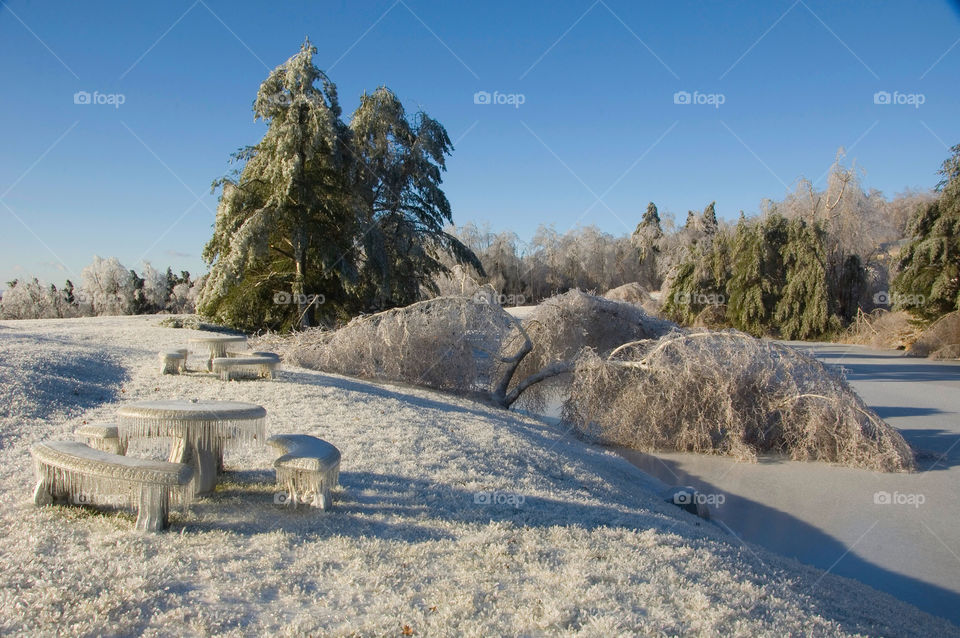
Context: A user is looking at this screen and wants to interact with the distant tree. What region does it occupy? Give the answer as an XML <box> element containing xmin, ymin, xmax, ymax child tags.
<box><xmin>134</xmin><ymin>263</ymin><xmax>168</xmax><ymax>313</ymax></box>
<box><xmin>701</xmin><ymin>201</ymin><xmax>718</xmax><ymax>236</ymax></box>
<box><xmin>80</xmin><ymin>256</ymin><xmax>134</xmax><ymax>316</ymax></box>
<box><xmin>726</xmin><ymin>215</ymin><xmax>787</xmax><ymax>335</ymax></box>
<box><xmin>774</xmin><ymin>219</ymin><xmax>830</xmax><ymax>339</ymax></box>
<box><xmin>836</xmin><ymin>254</ymin><xmax>867</xmax><ymax>321</ymax></box>
<box><xmin>130</xmin><ymin>269</ymin><xmax>149</xmax><ymax>314</ymax></box>
<box><xmin>662</xmin><ymin>230</ymin><xmax>730</xmax><ymax>324</ymax></box>
<box><xmin>893</xmin><ymin>143</ymin><xmax>960</xmax><ymax>319</ymax></box>
<box><xmin>632</xmin><ymin>202</ymin><xmax>663</xmax><ymax>289</ymax></box>
<box><xmin>63</xmin><ymin>279</ymin><xmax>76</xmax><ymax>305</ymax></box>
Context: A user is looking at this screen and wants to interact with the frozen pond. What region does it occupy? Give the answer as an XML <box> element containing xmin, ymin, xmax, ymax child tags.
<box><xmin>605</xmin><ymin>343</ymin><xmax>960</xmax><ymax>624</ymax></box>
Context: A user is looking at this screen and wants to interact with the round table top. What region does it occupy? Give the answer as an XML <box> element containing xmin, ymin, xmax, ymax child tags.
<box><xmin>117</xmin><ymin>399</ymin><xmax>266</xmax><ymax>422</ymax></box>
<box><xmin>187</xmin><ymin>334</ymin><xmax>247</xmax><ymax>344</ymax></box>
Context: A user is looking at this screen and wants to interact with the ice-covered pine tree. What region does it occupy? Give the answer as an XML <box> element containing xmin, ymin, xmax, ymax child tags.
<box><xmin>774</xmin><ymin>218</ymin><xmax>830</xmax><ymax>340</ymax></box>
<box><xmin>349</xmin><ymin>87</ymin><xmax>483</xmax><ymax>311</ymax></box>
<box><xmin>200</xmin><ymin>39</ymin><xmax>482</xmax><ymax>330</ymax></box>
<box><xmin>200</xmin><ymin>39</ymin><xmax>352</xmax><ymax>329</ymax></box>
<box><xmin>632</xmin><ymin>202</ymin><xmax>662</xmax><ymax>289</ymax></box>
<box><xmin>726</xmin><ymin>214</ymin><xmax>786</xmax><ymax>336</ymax></box>
<box><xmin>893</xmin><ymin>143</ymin><xmax>960</xmax><ymax>319</ymax></box>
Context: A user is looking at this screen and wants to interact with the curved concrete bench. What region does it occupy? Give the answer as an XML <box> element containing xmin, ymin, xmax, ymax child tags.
<box><xmin>212</xmin><ymin>356</ymin><xmax>278</xmax><ymax>381</ymax></box>
<box><xmin>30</xmin><ymin>441</ymin><xmax>193</xmax><ymax>532</ymax></box>
<box><xmin>267</xmin><ymin>434</ymin><xmax>340</xmax><ymax>509</ymax></box>
<box><xmin>159</xmin><ymin>350</ymin><xmax>186</xmax><ymax>375</ymax></box>
<box><xmin>75</xmin><ymin>423</ymin><xmax>127</xmax><ymax>456</ymax></box>
<box><xmin>227</xmin><ymin>351</ymin><xmax>280</xmax><ymax>360</ymax></box>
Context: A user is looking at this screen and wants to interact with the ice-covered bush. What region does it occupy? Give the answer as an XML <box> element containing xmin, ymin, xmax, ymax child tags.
<box><xmin>285</xmin><ymin>289</ymin><xmax>675</xmax><ymax>408</ymax></box>
<box><xmin>844</xmin><ymin>309</ymin><xmax>922</xmax><ymax>350</ymax></box>
<box><xmin>503</xmin><ymin>290</ymin><xmax>675</xmax><ymax>408</ymax></box>
<box><xmin>564</xmin><ymin>330</ymin><xmax>915</xmax><ymax>472</ymax></box>
<box><xmin>285</xmin><ymin>295</ymin><xmax>521</xmax><ymax>396</ymax></box>
<box><xmin>907</xmin><ymin>311</ymin><xmax>960</xmax><ymax>358</ymax></box>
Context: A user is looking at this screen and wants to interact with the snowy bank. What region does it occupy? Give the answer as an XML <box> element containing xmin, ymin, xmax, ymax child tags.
<box><xmin>0</xmin><ymin>316</ymin><xmax>957</xmax><ymax>636</ymax></box>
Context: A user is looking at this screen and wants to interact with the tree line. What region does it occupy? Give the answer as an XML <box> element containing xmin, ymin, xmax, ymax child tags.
<box><xmin>444</xmin><ymin>147</ymin><xmax>957</xmax><ymax>339</ymax></box>
<box><xmin>1</xmin><ymin>257</ymin><xmax>201</xmax><ymax>319</ymax></box>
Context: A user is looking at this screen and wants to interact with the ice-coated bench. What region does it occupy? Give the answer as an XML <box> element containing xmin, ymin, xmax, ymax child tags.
<box><xmin>159</xmin><ymin>349</ymin><xmax>187</xmax><ymax>375</ymax></box>
<box><xmin>30</xmin><ymin>440</ymin><xmax>193</xmax><ymax>532</ymax></box>
<box><xmin>267</xmin><ymin>434</ymin><xmax>341</xmax><ymax>510</ymax></box>
<box><xmin>212</xmin><ymin>355</ymin><xmax>279</xmax><ymax>381</ymax></box>
<box><xmin>75</xmin><ymin>423</ymin><xmax>127</xmax><ymax>456</ymax></box>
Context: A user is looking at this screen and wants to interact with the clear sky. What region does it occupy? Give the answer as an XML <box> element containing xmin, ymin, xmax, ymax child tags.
<box><xmin>1</xmin><ymin>0</ymin><xmax>958</xmax><ymax>287</ymax></box>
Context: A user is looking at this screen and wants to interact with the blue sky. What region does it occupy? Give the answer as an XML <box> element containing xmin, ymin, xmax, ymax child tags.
<box><xmin>1</xmin><ymin>1</ymin><xmax>958</xmax><ymax>287</ymax></box>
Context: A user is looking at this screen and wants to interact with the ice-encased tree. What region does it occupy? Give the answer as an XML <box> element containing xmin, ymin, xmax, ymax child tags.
<box><xmin>774</xmin><ymin>218</ymin><xmax>830</xmax><ymax>339</ymax></box>
<box><xmin>139</xmin><ymin>262</ymin><xmax>169</xmax><ymax>312</ymax></box>
<box><xmin>199</xmin><ymin>39</ymin><xmax>353</xmax><ymax>329</ymax></box>
<box><xmin>726</xmin><ymin>214</ymin><xmax>786</xmax><ymax>336</ymax></box>
<box><xmin>200</xmin><ymin>41</ymin><xmax>482</xmax><ymax>329</ymax></box>
<box><xmin>80</xmin><ymin>256</ymin><xmax>134</xmax><ymax>316</ymax></box>
<box><xmin>348</xmin><ymin>87</ymin><xmax>483</xmax><ymax>310</ymax></box>
<box><xmin>893</xmin><ymin>143</ymin><xmax>960</xmax><ymax>319</ymax></box>
<box><xmin>632</xmin><ymin>202</ymin><xmax>663</xmax><ymax>289</ymax></box>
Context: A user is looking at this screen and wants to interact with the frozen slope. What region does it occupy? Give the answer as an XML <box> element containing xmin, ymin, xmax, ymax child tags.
<box><xmin>0</xmin><ymin>317</ymin><xmax>957</xmax><ymax>636</ymax></box>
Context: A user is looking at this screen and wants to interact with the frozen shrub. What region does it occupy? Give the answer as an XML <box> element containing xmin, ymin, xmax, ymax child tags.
<box><xmin>843</xmin><ymin>309</ymin><xmax>923</xmax><ymax>350</ymax></box>
<box><xmin>564</xmin><ymin>330</ymin><xmax>915</xmax><ymax>472</ymax></box>
<box><xmin>503</xmin><ymin>290</ymin><xmax>676</xmax><ymax>410</ymax></box>
<box><xmin>907</xmin><ymin>311</ymin><xmax>960</xmax><ymax>358</ymax></box>
<box><xmin>603</xmin><ymin>282</ymin><xmax>661</xmax><ymax>316</ymax></box>
<box><xmin>285</xmin><ymin>295</ymin><xmax>521</xmax><ymax>395</ymax></box>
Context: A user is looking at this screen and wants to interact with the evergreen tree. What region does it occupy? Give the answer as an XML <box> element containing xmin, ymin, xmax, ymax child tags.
<box><xmin>130</xmin><ymin>269</ymin><xmax>148</xmax><ymax>315</ymax></box>
<box><xmin>200</xmin><ymin>39</ymin><xmax>352</xmax><ymax>330</ymax></box>
<box><xmin>165</xmin><ymin>267</ymin><xmax>176</xmax><ymax>300</ymax></box>
<box><xmin>635</xmin><ymin>202</ymin><xmax>662</xmax><ymax>237</ymax></box>
<box><xmin>200</xmin><ymin>40</ymin><xmax>482</xmax><ymax>330</ymax></box>
<box><xmin>774</xmin><ymin>219</ymin><xmax>830</xmax><ymax>339</ymax></box>
<box><xmin>726</xmin><ymin>214</ymin><xmax>787</xmax><ymax>335</ymax></box>
<box><xmin>701</xmin><ymin>201</ymin><xmax>718</xmax><ymax>236</ymax></box>
<box><xmin>836</xmin><ymin>254</ymin><xmax>866</xmax><ymax>321</ymax></box>
<box><xmin>348</xmin><ymin>87</ymin><xmax>482</xmax><ymax>311</ymax></box>
<box><xmin>632</xmin><ymin>202</ymin><xmax>663</xmax><ymax>289</ymax></box>
<box><xmin>893</xmin><ymin>143</ymin><xmax>960</xmax><ymax>319</ymax></box>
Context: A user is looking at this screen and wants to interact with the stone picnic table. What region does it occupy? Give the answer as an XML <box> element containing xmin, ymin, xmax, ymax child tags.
<box><xmin>116</xmin><ymin>399</ymin><xmax>266</xmax><ymax>497</ymax></box>
<box><xmin>187</xmin><ymin>334</ymin><xmax>248</xmax><ymax>371</ymax></box>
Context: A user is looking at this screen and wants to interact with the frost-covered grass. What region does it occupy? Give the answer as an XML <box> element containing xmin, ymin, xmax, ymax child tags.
<box><xmin>1</xmin><ymin>315</ymin><xmax>957</xmax><ymax>636</ymax></box>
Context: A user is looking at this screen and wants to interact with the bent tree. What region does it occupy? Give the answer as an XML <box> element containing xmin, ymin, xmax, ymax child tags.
<box><xmin>199</xmin><ymin>40</ymin><xmax>481</xmax><ymax>330</ymax></box>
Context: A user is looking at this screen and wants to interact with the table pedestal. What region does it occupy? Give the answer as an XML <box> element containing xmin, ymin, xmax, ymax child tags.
<box><xmin>169</xmin><ymin>438</ymin><xmax>220</xmax><ymax>496</ymax></box>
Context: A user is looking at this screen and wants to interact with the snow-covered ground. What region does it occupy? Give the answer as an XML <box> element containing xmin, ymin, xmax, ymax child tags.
<box><xmin>1</xmin><ymin>316</ymin><xmax>958</xmax><ymax>636</ymax></box>
<box><xmin>616</xmin><ymin>342</ymin><xmax>960</xmax><ymax>625</ymax></box>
